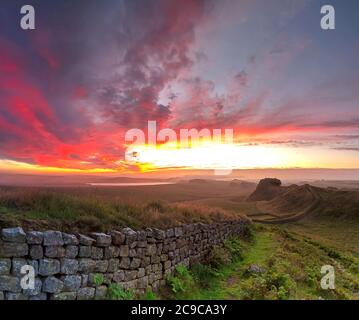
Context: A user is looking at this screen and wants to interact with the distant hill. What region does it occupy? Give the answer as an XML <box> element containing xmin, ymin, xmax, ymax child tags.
<box><xmin>247</xmin><ymin>178</ymin><xmax>359</xmax><ymax>223</ymax></box>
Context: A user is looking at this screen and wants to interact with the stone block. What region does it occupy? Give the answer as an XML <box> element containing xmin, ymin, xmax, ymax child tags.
<box><xmin>39</xmin><ymin>259</ymin><xmax>60</xmax><ymax>276</ymax></box>
<box><xmin>43</xmin><ymin>276</ymin><xmax>64</xmax><ymax>293</ymax></box>
<box><xmin>77</xmin><ymin>287</ymin><xmax>95</xmax><ymax>300</ymax></box>
<box><xmin>30</xmin><ymin>245</ymin><xmax>43</xmax><ymax>259</ymax></box>
<box><xmin>61</xmin><ymin>259</ymin><xmax>79</xmax><ymax>274</ymax></box>
<box><xmin>1</xmin><ymin>227</ymin><xmax>26</xmax><ymax>243</ymax></box>
<box><xmin>43</xmin><ymin>231</ymin><xmax>64</xmax><ymax>246</ymax></box>
<box><xmin>90</xmin><ymin>233</ymin><xmax>112</xmax><ymax>247</ymax></box>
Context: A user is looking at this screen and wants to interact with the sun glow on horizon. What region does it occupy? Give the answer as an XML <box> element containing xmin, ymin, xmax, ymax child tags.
<box><xmin>1</xmin><ymin>142</ymin><xmax>358</xmax><ymax>175</ymax></box>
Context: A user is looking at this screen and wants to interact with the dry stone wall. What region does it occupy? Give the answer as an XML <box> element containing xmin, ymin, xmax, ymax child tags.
<box><xmin>0</xmin><ymin>220</ymin><xmax>249</xmax><ymax>300</ymax></box>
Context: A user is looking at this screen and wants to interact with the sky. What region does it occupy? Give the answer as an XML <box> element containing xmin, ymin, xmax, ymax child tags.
<box><xmin>0</xmin><ymin>0</ymin><xmax>358</xmax><ymax>175</ymax></box>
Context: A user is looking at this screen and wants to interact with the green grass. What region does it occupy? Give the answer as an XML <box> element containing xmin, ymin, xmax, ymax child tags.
<box><xmin>163</xmin><ymin>225</ymin><xmax>359</xmax><ymax>300</ymax></box>
<box><xmin>107</xmin><ymin>283</ymin><xmax>134</xmax><ymax>300</ymax></box>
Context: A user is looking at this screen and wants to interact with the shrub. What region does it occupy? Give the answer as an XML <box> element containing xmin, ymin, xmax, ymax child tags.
<box><xmin>167</xmin><ymin>264</ymin><xmax>194</xmax><ymax>294</ymax></box>
<box><xmin>92</xmin><ymin>274</ymin><xmax>104</xmax><ymax>286</ymax></box>
<box><xmin>224</xmin><ymin>237</ymin><xmax>244</xmax><ymax>261</ymax></box>
<box><xmin>107</xmin><ymin>283</ymin><xmax>134</xmax><ymax>300</ymax></box>
<box><xmin>191</xmin><ymin>264</ymin><xmax>215</xmax><ymax>288</ymax></box>
<box><xmin>141</xmin><ymin>289</ymin><xmax>157</xmax><ymax>300</ymax></box>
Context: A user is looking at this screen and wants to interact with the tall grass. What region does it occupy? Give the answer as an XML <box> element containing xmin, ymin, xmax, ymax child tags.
<box><xmin>0</xmin><ymin>187</ymin><xmax>242</xmax><ymax>232</ymax></box>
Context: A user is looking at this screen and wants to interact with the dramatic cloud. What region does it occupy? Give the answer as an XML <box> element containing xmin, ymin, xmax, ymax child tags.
<box><xmin>0</xmin><ymin>0</ymin><xmax>359</xmax><ymax>171</ymax></box>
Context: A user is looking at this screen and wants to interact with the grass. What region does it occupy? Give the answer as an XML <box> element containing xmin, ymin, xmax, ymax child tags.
<box><xmin>107</xmin><ymin>283</ymin><xmax>135</xmax><ymax>300</ymax></box>
<box><xmin>162</xmin><ymin>225</ymin><xmax>359</xmax><ymax>300</ymax></box>
<box><xmin>0</xmin><ymin>186</ymin><xmax>244</xmax><ymax>232</ymax></box>
<box><xmin>284</xmin><ymin>216</ymin><xmax>359</xmax><ymax>255</ymax></box>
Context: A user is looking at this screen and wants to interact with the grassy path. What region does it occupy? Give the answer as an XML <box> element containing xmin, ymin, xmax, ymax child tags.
<box><xmin>166</xmin><ymin>226</ymin><xmax>359</xmax><ymax>300</ymax></box>
<box><xmin>189</xmin><ymin>230</ymin><xmax>277</xmax><ymax>299</ymax></box>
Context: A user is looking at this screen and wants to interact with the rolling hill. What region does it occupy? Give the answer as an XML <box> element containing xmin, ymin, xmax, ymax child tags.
<box><xmin>247</xmin><ymin>178</ymin><xmax>359</xmax><ymax>223</ymax></box>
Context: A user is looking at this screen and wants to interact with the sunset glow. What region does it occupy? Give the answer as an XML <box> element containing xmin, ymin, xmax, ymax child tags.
<box><xmin>1</xmin><ymin>0</ymin><xmax>358</xmax><ymax>175</ymax></box>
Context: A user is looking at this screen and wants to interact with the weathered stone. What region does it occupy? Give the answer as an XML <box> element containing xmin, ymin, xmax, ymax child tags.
<box><xmin>130</xmin><ymin>258</ymin><xmax>141</xmax><ymax>269</ymax></box>
<box><xmin>103</xmin><ymin>273</ymin><xmax>113</xmax><ymax>285</ymax></box>
<box><xmin>62</xmin><ymin>275</ymin><xmax>82</xmax><ymax>291</ymax></box>
<box><xmin>119</xmin><ymin>257</ymin><xmax>130</xmax><ymax>269</ymax></box>
<box><xmin>78</xmin><ymin>259</ymin><xmax>96</xmax><ymax>273</ymax></box>
<box><xmin>163</xmin><ymin>260</ymin><xmax>171</xmax><ymax>270</ymax></box>
<box><xmin>138</xmin><ymin>268</ymin><xmax>145</xmax><ymax>278</ymax></box>
<box><xmin>77</xmin><ymin>287</ymin><xmax>95</xmax><ymax>300</ymax></box>
<box><xmin>129</xmin><ymin>248</ymin><xmax>137</xmax><ymax>257</ymax></box>
<box><xmin>110</xmin><ymin>230</ymin><xmax>125</xmax><ymax>245</ymax></box>
<box><xmin>51</xmin><ymin>292</ymin><xmax>76</xmax><ymax>300</ymax></box>
<box><xmin>136</xmin><ymin>248</ymin><xmax>145</xmax><ymax>257</ymax></box>
<box><xmin>124</xmin><ymin>270</ymin><xmax>137</xmax><ymax>281</ymax></box>
<box><xmin>119</xmin><ymin>245</ymin><xmax>129</xmax><ymax>257</ymax></box>
<box><xmin>0</xmin><ymin>259</ymin><xmax>11</xmax><ymax>275</ymax></box>
<box><xmin>0</xmin><ymin>291</ymin><xmax>3</xmax><ymax>300</ymax></box>
<box><xmin>141</xmin><ymin>256</ymin><xmax>151</xmax><ymax>268</ymax></box>
<box><xmin>30</xmin><ymin>245</ymin><xmax>43</xmax><ymax>259</ymax></box>
<box><xmin>137</xmin><ymin>230</ymin><xmax>147</xmax><ymax>241</ymax></box>
<box><xmin>26</xmin><ymin>231</ymin><xmax>43</xmax><ymax>244</ymax></box>
<box><xmin>5</xmin><ymin>292</ymin><xmax>27</xmax><ymax>300</ymax></box>
<box><xmin>107</xmin><ymin>259</ymin><xmax>119</xmax><ymax>273</ymax></box>
<box><xmin>79</xmin><ymin>246</ymin><xmax>91</xmax><ymax>257</ymax></box>
<box><xmin>27</xmin><ymin>260</ymin><xmax>39</xmax><ymax>276</ymax></box>
<box><xmin>45</xmin><ymin>246</ymin><xmax>65</xmax><ymax>258</ymax></box>
<box><xmin>122</xmin><ymin>227</ymin><xmax>137</xmax><ymax>244</ymax></box>
<box><xmin>137</xmin><ymin>241</ymin><xmax>147</xmax><ymax>248</ymax></box>
<box><xmin>0</xmin><ymin>275</ymin><xmax>21</xmax><ymax>292</ymax></box>
<box><xmin>61</xmin><ymin>259</ymin><xmax>79</xmax><ymax>274</ymax></box>
<box><xmin>65</xmin><ymin>245</ymin><xmax>78</xmax><ymax>258</ymax></box>
<box><xmin>146</xmin><ymin>244</ymin><xmax>157</xmax><ymax>256</ymax></box>
<box><xmin>90</xmin><ymin>233</ymin><xmax>112</xmax><ymax>247</ymax></box>
<box><xmin>145</xmin><ymin>228</ymin><xmax>153</xmax><ymax>238</ymax></box>
<box><xmin>174</xmin><ymin>227</ymin><xmax>183</xmax><ymax>237</ymax></box>
<box><xmin>121</xmin><ymin>280</ymin><xmax>137</xmax><ymax>291</ymax></box>
<box><xmin>153</xmin><ymin>228</ymin><xmax>166</xmax><ymax>240</ymax></box>
<box><xmin>147</xmin><ymin>237</ymin><xmax>156</xmax><ymax>244</ymax></box>
<box><xmin>247</xmin><ymin>264</ymin><xmax>265</xmax><ymax>274</ymax></box>
<box><xmin>137</xmin><ymin>276</ymin><xmax>148</xmax><ymax>289</ymax></box>
<box><xmin>91</xmin><ymin>247</ymin><xmax>103</xmax><ymax>260</ymax></box>
<box><xmin>0</xmin><ymin>242</ymin><xmax>28</xmax><ymax>257</ymax></box>
<box><xmin>95</xmin><ymin>286</ymin><xmax>107</xmax><ymax>300</ymax></box>
<box><xmin>78</xmin><ymin>234</ymin><xmax>95</xmax><ymax>246</ymax></box>
<box><xmin>43</xmin><ymin>231</ymin><xmax>64</xmax><ymax>246</ymax></box>
<box><xmin>151</xmin><ymin>255</ymin><xmax>160</xmax><ymax>264</ymax></box>
<box><xmin>62</xmin><ymin>233</ymin><xmax>79</xmax><ymax>245</ymax></box>
<box><xmin>166</xmin><ymin>228</ymin><xmax>175</xmax><ymax>238</ymax></box>
<box><xmin>94</xmin><ymin>260</ymin><xmax>108</xmax><ymax>273</ymax></box>
<box><xmin>23</xmin><ymin>278</ymin><xmax>42</xmax><ymax>296</ymax></box>
<box><xmin>81</xmin><ymin>274</ymin><xmax>88</xmax><ymax>287</ymax></box>
<box><xmin>104</xmin><ymin>246</ymin><xmax>120</xmax><ymax>259</ymax></box>
<box><xmin>113</xmin><ymin>270</ymin><xmax>125</xmax><ymax>282</ymax></box>
<box><xmin>43</xmin><ymin>276</ymin><xmax>64</xmax><ymax>293</ymax></box>
<box><xmin>1</xmin><ymin>227</ymin><xmax>26</xmax><ymax>243</ymax></box>
<box><xmin>39</xmin><ymin>259</ymin><xmax>60</xmax><ymax>276</ymax></box>
<box><xmin>29</xmin><ymin>293</ymin><xmax>47</xmax><ymax>300</ymax></box>
<box><xmin>11</xmin><ymin>258</ymin><xmax>27</xmax><ymax>276</ymax></box>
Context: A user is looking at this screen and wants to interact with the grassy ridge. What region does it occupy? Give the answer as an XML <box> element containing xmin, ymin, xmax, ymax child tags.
<box><xmin>0</xmin><ymin>186</ymin><xmax>244</xmax><ymax>232</ymax></box>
